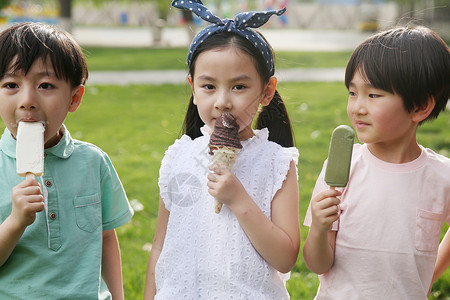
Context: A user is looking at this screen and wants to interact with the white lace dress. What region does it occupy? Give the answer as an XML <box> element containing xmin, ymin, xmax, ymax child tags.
<box><xmin>155</xmin><ymin>126</ymin><xmax>299</xmax><ymax>299</ymax></box>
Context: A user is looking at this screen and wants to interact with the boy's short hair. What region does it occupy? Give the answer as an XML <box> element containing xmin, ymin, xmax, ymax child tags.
<box><xmin>0</xmin><ymin>22</ymin><xmax>88</xmax><ymax>87</ymax></box>
<box><xmin>345</xmin><ymin>26</ymin><xmax>450</xmax><ymax>123</ymax></box>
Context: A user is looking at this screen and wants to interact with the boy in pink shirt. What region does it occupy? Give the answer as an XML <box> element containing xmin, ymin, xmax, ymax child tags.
<box><xmin>303</xmin><ymin>26</ymin><xmax>450</xmax><ymax>299</ymax></box>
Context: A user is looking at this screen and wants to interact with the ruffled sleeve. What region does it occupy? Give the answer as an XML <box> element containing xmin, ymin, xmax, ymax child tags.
<box><xmin>271</xmin><ymin>146</ymin><xmax>299</xmax><ymax>200</ymax></box>
<box><xmin>158</xmin><ymin>135</ymin><xmax>192</xmax><ymax>211</ymax></box>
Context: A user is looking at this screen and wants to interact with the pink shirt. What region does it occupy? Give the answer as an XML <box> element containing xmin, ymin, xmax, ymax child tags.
<box><xmin>304</xmin><ymin>144</ymin><xmax>450</xmax><ymax>299</ymax></box>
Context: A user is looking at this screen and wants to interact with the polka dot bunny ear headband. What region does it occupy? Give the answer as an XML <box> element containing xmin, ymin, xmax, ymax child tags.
<box><xmin>171</xmin><ymin>0</ymin><xmax>286</xmax><ymax>76</ymax></box>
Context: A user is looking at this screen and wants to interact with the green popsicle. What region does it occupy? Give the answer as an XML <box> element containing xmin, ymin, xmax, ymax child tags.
<box><xmin>325</xmin><ymin>125</ymin><xmax>355</xmax><ymax>187</ymax></box>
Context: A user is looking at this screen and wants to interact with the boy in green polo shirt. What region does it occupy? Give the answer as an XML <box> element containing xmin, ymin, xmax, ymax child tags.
<box><xmin>0</xmin><ymin>23</ymin><xmax>133</xmax><ymax>299</ymax></box>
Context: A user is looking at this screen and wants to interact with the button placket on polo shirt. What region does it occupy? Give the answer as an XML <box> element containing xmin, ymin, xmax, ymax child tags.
<box><xmin>43</xmin><ymin>176</ymin><xmax>61</xmax><ymax>251</ymax></box>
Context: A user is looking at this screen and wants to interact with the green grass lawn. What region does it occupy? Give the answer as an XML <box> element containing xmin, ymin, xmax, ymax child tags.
<box><xmin>44</xmin><ymin>82</ymin><xmax>450</xmax><ymax>298</ymax></box>
<box><xmin>83</xmin><ymin>47</ymin><xmax>353</xmax><ymax>70</ymax></box>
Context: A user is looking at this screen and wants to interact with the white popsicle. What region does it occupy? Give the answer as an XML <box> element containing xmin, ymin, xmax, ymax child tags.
<box><xmin>16</xmin><ymin>122</ymin><xmax>45</xmax><ymax>179</ymax></box>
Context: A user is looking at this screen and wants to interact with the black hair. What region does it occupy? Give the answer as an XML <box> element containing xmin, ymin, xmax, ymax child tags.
<box><xmin>0</xmin><ymin>22</ymin><xmax>88</xmax><ymax>87</ymax></box>
<box><xmin>182</xmin><ymin>31</ymin><xmax>294</xmax><ymax>147</ymax></box>
<box><xmin>345</xmin><ymin>26</ymin><xmax>450</xmax><ymax>123</ymax></box>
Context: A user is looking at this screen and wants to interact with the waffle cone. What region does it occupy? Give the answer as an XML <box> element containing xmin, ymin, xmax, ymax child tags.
<box><xmin>210</xmin><ymin>146</ymin><xmax>241</xmax><ymax>213</ymax></box>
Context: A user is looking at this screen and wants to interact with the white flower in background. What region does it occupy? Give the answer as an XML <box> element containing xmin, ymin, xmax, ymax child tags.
<box><xmin>130</xmin><ymin>199</ymin><xmax>144</xmax><ymax>212</ymax></box>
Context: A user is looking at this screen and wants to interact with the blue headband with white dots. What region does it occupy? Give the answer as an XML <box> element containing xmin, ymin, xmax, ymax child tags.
<box><xmin>171</xmin><ymin>0</ymin><xmax>286</xmax><ymax>76</ymax></box>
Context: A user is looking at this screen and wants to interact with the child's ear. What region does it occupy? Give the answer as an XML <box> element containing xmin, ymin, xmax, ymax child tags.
<box><xmin>188</xmin><ymin>75</ymin><xmax>197</xmax><ymax>105</ymax></box>
<box><xmin>68</xmin><ymin>85</ymin><xmax>84</xmax><ymax>112</ymax></box>
<box><xmin>412</xmin><ymin>96</ymin><xmax>435</xmax><ymax>123</ymax></box>
<box><xmin>188</xmin><ymin>75</ymin><xmax>193</xmax><ymax>88</ymax></box>
<box><xmin>261</xmin><ymin>76</ymin><xmax>277</xmax><ymax>106</ymax></box>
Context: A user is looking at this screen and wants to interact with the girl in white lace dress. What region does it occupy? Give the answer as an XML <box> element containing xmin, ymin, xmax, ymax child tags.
<box><xmin>144</xmin><ymin>1</ymin><xmax>301</xmax><ymax>299</ymax></box>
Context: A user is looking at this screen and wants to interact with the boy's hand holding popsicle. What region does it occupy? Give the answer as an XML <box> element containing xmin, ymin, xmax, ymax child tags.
<box><xmin>11</xmin><ymin>122</ymin><xmax>45</xmax><ymax>227</ymax></box>
<box><xmin>310</xmin><ymin>125</ymin><xmax>354</xmax><ymax>233</ymax></box>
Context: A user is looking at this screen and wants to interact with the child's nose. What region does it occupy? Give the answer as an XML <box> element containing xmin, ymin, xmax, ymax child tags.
<box><xmin>351</xmin><ymin>96</ymin><xmax>367</xmax><ymax>115</ymax></box>
<box><xmin>19</xmin><ymin>89</ymin><xmax>38</xmax><ymax>110</ymax></box>
<box><xmin>215</xmin><ymin>91</ymin><xmax>232</xmax><ymax>111</ymax></box>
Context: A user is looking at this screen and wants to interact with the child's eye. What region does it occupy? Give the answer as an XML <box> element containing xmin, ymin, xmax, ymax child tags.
<box><xmin>39</xmin><ymin>82</ymin><xmax>53</xmax><ymax>89</ymax></box>
<box><xmin>2</xmin><ymin>82</ymin><xmax>18</xmax><ymax>89</ymax></box>
<box><xmin>348</xmin><ymin>91</ymin><xmax>356</xmax><ymax>96</ymax></box>
<box><xmin>202</xmin><ymin>84</ymin><xmax>214</xmax><ymax>90</ymax></box>
<box><xmin>233</xmin><ymin>84</ymin><xmax>246</xmax><ymax>90</ymax></box>
<box><xmin>369</xmin><ymin>94</ymin><xmax>381</xmax><ymax>98</ymax></box>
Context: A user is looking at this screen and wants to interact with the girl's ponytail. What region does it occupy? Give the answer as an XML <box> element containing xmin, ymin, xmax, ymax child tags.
<box><xmin>182</xmin><ymin>96</ymin><xmax>204</xmax><ymax>139</ymax></box>
<box><xmin>256</xmin><ymin>90</ymin><xmax>294</xmax><ymax>147</ymax></box>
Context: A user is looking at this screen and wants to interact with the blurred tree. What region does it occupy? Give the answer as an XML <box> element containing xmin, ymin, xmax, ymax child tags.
<box><xmin>393</xmin><ymin>0</ymin><xmax>449</xmax><ymax>32</ymax></box>
<box><xmin>59</xmin><ymin>0</ymin><xmax>72</xmax><ymax>32</ymax></box>
<box><xmin>72</xmin><ymin>0</ymin><xmax>169</xmax><ymax>44</ymax></box>
<box><xmin>150</xmin><ymin>0</ymin><xmax>169</xmax><ymax>44</ymax></box>
<box><xmin>80</xmin><ymin>0</ymin><xmax>169</xmax><ymax>20</ymax></box>
<box><xmin>153</xmin><ymin>0</ymin><xmax>169</xmax><ymax>20</ymax></box>
<box><xmin>0</xmin><ymin>0</ymin><xmax>10</xmax><ymax>10</ymax></box>
<box><xmin>394</xmin><ymin>0</ymin><xmax>421</xmax><ymax>19</ymax></box>
<box><xmin>0</xmin><ymin>0</ymin><xmax>10</xmax><ymax>24</ymax></box>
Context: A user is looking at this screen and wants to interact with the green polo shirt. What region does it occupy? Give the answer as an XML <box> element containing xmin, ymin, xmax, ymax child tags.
<box><xmin>0</xmin><ymin>125</ymin><xmax>133</xmax><ymax>299</ymax></box>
